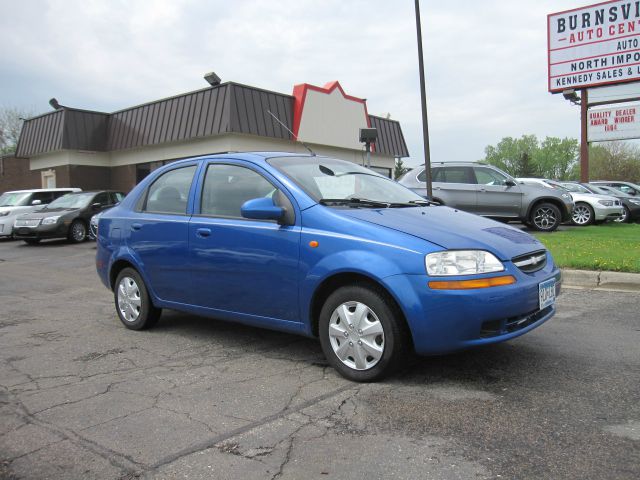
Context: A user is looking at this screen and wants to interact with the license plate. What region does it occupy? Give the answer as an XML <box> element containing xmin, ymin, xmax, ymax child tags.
<box><xmin>539</xmin><ymin>278</ymin><xmax>556</xmax><ymax>310</ymax></box>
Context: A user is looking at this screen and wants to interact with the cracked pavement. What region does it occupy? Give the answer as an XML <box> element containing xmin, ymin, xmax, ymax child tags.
<box><xmin>1</xmin><ymin>239</ymin><xmax>639</xmax><ymax>479</ymax></box>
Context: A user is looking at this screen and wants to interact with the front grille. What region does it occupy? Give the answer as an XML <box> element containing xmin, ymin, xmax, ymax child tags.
<box><xmin>14</xmin><ymin>219</ymin><xmax>40</xmax><ymax>227</ymax></box>
<box><xmin>512</xmin><ymin>250</ymin><xmax>547</xmax><ymax>273</ymax></box>
<box><xmin>480</xmin><ymin>306</ymin><xmax>552</xmax><ymax>338</ymax></box>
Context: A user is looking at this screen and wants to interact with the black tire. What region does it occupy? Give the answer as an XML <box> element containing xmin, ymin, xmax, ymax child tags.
<box><xmin>318</xmin><ymin>284</ymin><xmax>408</xmax><ymax>382</ymax></box>
<box><xmin>529</xmin><ymin>202</ymin><xmax>561</xmax><ymax>232</ymax></box>
<box><xmin>114</xmin><ymin>267</ymin><xmax>161</xmax><ymax>330</ymax></box>
<box><xmin>571</xmin><ymin>202</ymin><xmax>595</xmax><ymax>226</ymax></box>
<box><xmin>614</xmin><ymin>206</ymin><xmax>630</xmax><ymax>223</ymax></box>
<box><xmin>68</xmin><ymin>220</ymin><xmax>87</xmax><ymax>243</ymax></box>
<box><xmin>23</xmin><ymin>239</ymin><xmax>40</xmax><ymax>245</ymax></box>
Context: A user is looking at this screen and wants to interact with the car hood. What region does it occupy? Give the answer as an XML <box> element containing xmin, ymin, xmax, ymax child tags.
<box><xmin>570</xmin><ymin>192</ymin><xmax>617</xmax><ymax>203</ymax></box>
<box><xmin>335</xmin><ymin>206</ymin><xmax>544</xmax><ymax>261</ymax></box>
<box><xmin>19</xmin><ymin>208</ymin><xmax>80</xmax><ymax>219</ymax></box>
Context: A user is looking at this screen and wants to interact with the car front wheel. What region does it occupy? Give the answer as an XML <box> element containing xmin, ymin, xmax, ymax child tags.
<box><xmin>529</xmin><ymin>202</ymin><xmax>561</xmax><ymax>232</ymax></box>
<box><xmin>68</xmin><ymin>220</ymin><xmax>87</xmax><ymax>243</ymax></box>
<box><xmin>614</xmin><ymin>206</ymin><xmax>630</xmax><ymax>223</ymax></box>
<box><xmin>114</xmin><ymin>268</ymin><xmax>161</xmax><ymax>330</ymax></box>
<box><xmin>319</xmin><ymin>285</ymin><xmax>408</xmax><ymax>382</ymax></box>
<box><xmin>572</xmin><ymin>202</ymin><xmax>594</xmax><ymax>226</ymax></box>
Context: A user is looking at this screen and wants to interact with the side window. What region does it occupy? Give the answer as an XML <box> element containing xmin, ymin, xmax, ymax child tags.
<box><xmin>111</xmin><ymin>192</ymin><xmax>125</xmax><ymax>204</ymax></box>
<box><xmin>417</xmin><ymin>169</ymin><xmax>426</xmax><ymax>182</ymax></box>
<box><xmin>474</xmin><ymin>167</ymin><xmax>508</xmax><ymax>186</ymax></box>
<box><xmin>93</xmin><ymin>192</ymin><xmax>110</xmax><ymax>206</ymax></box>
<box><xmin>440</xmin><ymin>167</ymin><xmax>473</xmax><ymax>184</ymax></box>
<box><xmin>201</xmin><ymin>164</ymin><xmax>276</xmax><ymax>218</ymax></box>
<box><xmin>144</xmin><ymin>166</ymin><xmax>197</xmax><ymax>214</ymax></box>
<box><xmin>31</xmin><ymin>192</ymin><xmax>55</xmax><ymax>204</ymax></box>
<box><xmin>432</xmin><ymin>168</ymin><xmax>446</xmax><ymax>182</ymax></box>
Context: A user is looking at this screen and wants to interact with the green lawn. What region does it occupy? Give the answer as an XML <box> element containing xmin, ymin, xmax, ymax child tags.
<box><xmin>533</xmin><ymin>223</ymin><xmax>640</xmax><ymax>273</ymax></box>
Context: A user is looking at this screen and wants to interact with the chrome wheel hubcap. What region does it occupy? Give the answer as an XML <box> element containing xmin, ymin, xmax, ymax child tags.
<box><xmin>328</xmin><ymin>301</ymin><xmax>384</xmax><ymax>371</ymax></box>
<box><xmin>533</xmin><ymin>207</ymin><xmax>557</xmax><ymax>230</ymax></box>
<box><xmin>572</xmin><ymin>205</ymin><xmax>591</xmax><ymax>225</ymax></box>
<box><xmin>117</xmin><ymin>277</ymin><xmax>142</xmax><ymax>322</ymax></box>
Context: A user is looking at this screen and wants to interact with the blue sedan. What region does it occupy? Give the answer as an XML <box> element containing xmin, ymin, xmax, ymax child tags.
<box><xmin>96</xmin><ymin>153</ymin><xmax>560</xmax><ymax>381</ymax></box>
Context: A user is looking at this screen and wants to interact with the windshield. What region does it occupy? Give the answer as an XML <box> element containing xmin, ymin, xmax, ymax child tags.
<box><xmin>268</xmin><ymin>156</ymin><xmax>426</xmax><ymax>206</ymax></box>
<box><xmin>45</xmin><ymin>193</ymin><xmax>94</xmax><ymax>210</ymax></box>
<box><xmin>0</xmin><ymin>192</ymin><xmax>31</xmax><ymax>207</ymax></box>
<box><xmin>557</xmin><ymin>182</ymin><xmax>589</xmax><ymax>193</ymax></box>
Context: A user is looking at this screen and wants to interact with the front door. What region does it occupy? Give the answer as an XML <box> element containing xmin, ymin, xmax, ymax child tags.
<box><xmin>189</xmin><ymin>161</ymin><xmax>301</xmax><ymax>322</ymax></box>
<box><xmin>473</xmin><ymin>166</ymin><xmax>522</xmax><ymax>217</ymax></box>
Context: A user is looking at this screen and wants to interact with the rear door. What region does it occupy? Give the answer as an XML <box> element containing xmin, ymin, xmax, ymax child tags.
<box><xmin>431</xmin><ymin>166</ymin><xmax>477</xmax><ymax>212</ymax></box>
<box><xmin>126</xmin><ymin>164</ymin><xmax>198</xmax><ymax>304</ymax></box>
<box><xmin>189</xmin><ymin>160</ymin><xmax>301</xmax><ymax>322</ymax></box>
<box><xmin>472</xmin><ymin>166</ymin><xmax>522</xmax><ymax>217</ymax></box>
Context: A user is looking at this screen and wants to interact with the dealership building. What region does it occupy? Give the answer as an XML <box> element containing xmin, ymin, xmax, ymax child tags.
<box><xmin>2</xmin><ymin>78</ymin><xmax>409</xmax><ymax>193</ymax></box>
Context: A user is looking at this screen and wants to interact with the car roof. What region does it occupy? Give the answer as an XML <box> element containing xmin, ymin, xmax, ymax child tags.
<box><xmin>2</xmin><ymin>187</ymin><xmax>81</xmax><ymax>194</ymax></box>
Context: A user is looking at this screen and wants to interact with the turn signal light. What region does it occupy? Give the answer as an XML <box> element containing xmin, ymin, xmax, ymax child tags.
<box><xmin>428</xmin><ymin>275</ymin><xmax>516</xmax><ymax>290</ymax></box>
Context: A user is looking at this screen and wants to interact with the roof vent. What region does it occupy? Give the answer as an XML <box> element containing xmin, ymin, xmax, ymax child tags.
<box><xmin>204</xmin><ymin>72</ymin><xmax>221</xmax><ymax>86</ymax></box>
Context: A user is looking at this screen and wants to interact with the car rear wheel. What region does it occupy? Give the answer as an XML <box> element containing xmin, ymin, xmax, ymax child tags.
<box><xmin>529</xmin><ymin>202</ymin><xmax>561</xmax><ymax>232</ymax></box>
<box><xmin>68</xmin><ymin>220</ymin><xmax>87</xmax><ymax>243</ymax></box>
<box><xmin>114</xmin><ymin>268</ymin><xmax>161</xmax><ymax>330</ymax></box>
<box><xmin>319</xmin><ymin>285</ymin><xmax>407</xmax><ymax>382</ymax></box>
<box><xmin>614</xmin><ymin>206</ymin><xmax>630</xmax><ymax>223</ymax></box>
<box><xmin>572</xmin><ymin>202</ymin><xmax>594</xmax><ymax>226</ymax></box>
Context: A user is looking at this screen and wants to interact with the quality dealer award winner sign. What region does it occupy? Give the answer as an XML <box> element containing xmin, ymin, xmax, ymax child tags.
<box><xmin>587</xmin><ymin>103</ymin><xmax>640</xmax><ymax>140</ymax></box>
<box><xmin>548</xmin><ymin>0</ymin><xmax>640</xmax><ymax>92</ymax></box>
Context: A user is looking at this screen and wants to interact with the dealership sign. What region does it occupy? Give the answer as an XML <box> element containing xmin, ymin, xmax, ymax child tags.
<box><xmin>587</xmin><ymin>103</ymin><xmax>640</xmax><ymax>140</ymax></box>
<box><xmin>548</xmin><ymin>0</ymin><xmax>640</xmax><ymax>92</ymax></box>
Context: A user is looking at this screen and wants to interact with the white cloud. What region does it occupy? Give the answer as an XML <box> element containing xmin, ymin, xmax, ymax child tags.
<box><xmin>0</xmin><ymin>1</ymin><xmax>608</xmax><ymax>165</ymax></box>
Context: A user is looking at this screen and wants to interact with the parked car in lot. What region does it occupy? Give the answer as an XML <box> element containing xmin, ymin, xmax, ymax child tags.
<box><xmin>96</xmin><ymin>153</ymin><xmax>560</xmax><ymax>381</ymax></box>
<box><xmin>89</xmin><ymin>195</ymin><xmax>125</xmax><ymax>240</ymax></box>
<box><xmin>582</xmin><ymin>183</ymin><xmax>640</xmax><ymax>223</ymax></box>
<box><xmin>0</xmin><ymin>188</ymin><xmax>81</xmax><ymax>238</ymax></box>
<box><xmin>399</xmin><ymin>163</ymin><xmax>573</xmax><ymax>232</ymax></box>
<box><xmin>517</xmin><ymin>178</ymin><xmax>623</xmax><ymax>226</ymax></box>
<box><xmin>14</xmin><ymin>191</ymin><xmax>124</xmax><ymax>244</ymax></box>
<box><xmin>591</xmin><ymin>180</ymin><xmax>640</xmax><ymax>197</ymax></box>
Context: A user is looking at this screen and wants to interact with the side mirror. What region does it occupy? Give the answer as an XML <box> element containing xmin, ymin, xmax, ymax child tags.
<box><xmin>505</xmin><ymin>180</ymin><xmax>517</xmax><ymax>187</ymax></box>
<box><xmin>91</xmin><ymin>202</ymin><xmax>102</xmax><ymax>210</ymax></box>
<box><xmin>31</xmin><ymin>199</ymin><xmax>42</xmax><ymax>205</ymax></box>
<box><xmin>241</xmin><ymin>197</ymin><xmax>284</xmax><ymax>222</ymax></box>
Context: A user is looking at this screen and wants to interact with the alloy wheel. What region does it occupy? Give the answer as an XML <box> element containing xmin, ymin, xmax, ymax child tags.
<box><xmin>572</xmin><ymin>204</ymin><xmax>592</xmax><ymax>225</ymax></box>
<box><xmin>71</xmin><ymin>222</ymin><xmax>86</xmax><ymax>242</ymax></box>
<box><xmin>328</xmin><ymin>301</ymin><xmax>385</xmax><ymax>371</ymax></box>
<box><xmin>614</xmin><ymin>207</ymin><xmax>629</xmax><ymax>223</ymax></box>
<box><xmin>117</xmin><ymin>276</ymin><xmax>142</xmax><ymax>323</ymax></box>
<box><xmin>533</xmin><ymin>207</ymin><xmax>558</xmax><ymax>230</ymax></box>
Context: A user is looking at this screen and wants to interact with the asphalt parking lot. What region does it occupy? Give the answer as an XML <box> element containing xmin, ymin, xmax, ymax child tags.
<box><xmin>1</xmin><ymin>239</ymin><xmax>639</xmax><ymax>480</ymax></box>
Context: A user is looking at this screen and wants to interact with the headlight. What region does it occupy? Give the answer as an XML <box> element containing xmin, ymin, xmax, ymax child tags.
<box><xmin>0</xmin><ymin>211</ymin><xmax>10</xmax><ymax>217</ymax></box>
<box><xmin>425</xmin><ymin>250</ymin><xmax>505</xmax><ymax>276</ymax></box>
<box><xmin>561</xmin><ymin>193</ymin><xmax>572</xmax><ymax>201</ymax></box>
<box><xmin>598</xmin><ymin>200</ymin><xmax>613</xmax><ymax>206</ymax></box>
<box><xmin>629</xmin><ymin>199</ymin><xmax>640</xmax><ymax>206</ymax></box>
<box><xmin>41</xmin><ymin>216</ymin><xmax>61</xmax><ymax>225</ymax></box>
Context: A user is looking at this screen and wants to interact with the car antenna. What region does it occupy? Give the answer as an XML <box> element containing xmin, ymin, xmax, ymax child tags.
<box><xmin>267</xmin><ymin>110</ymin><xmax>316</xmax><ymax>156</ymax></box>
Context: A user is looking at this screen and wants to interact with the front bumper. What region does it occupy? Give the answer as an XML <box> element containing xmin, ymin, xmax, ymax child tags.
<box><xmin>383</xmin><ymin>254</ymin><xmax>560</xmax><ymax>356</ymax></box>
<box><xmin>593</xmin><ymin>203</ymin><xmax>624</xmax><ymax>221</ymax></box>
<box><xmin>12</xmin><ymin>222</ymin><xmax>69</xmax><ymax>240</ymax></box>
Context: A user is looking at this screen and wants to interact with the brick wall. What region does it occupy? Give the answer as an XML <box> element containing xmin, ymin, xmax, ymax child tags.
<box><xmin>110</xmin><ymin>164</ymin><xmax>136</xmax><ymax>194</ymax></box>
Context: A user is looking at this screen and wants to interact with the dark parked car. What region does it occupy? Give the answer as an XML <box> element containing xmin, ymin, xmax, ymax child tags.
<box><xmin>14</xmin><ymin>191</ymin><xmax>124</xmax><ymax>244</ymax></box>
<box><xmin>96</xmin><ymin>153</ymin><xmax>560</xmax><ymax>382</ymax></box>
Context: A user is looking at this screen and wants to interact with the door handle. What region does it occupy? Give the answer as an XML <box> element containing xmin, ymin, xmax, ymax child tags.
<box><xmin>479</xmin><ymin>188</ymin><xmax>486</xmax><ymax>192</ymax></box>
<box><xmin>433</xmin><ymin>186</ymin><xmax>440</xmax><ymax>190</ymax></box>
<box><xmin>131</xmin><ymin>223</ymin><xmax>142</xmax><ymax>231</ymax></box>
<box><xmin>196</xmin><ymin>228</ymin><xmax>212</xmax><ymax>238</ymax></box>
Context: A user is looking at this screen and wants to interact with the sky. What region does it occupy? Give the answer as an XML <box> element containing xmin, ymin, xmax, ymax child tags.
<box><xmin>2</xmin><ymin>0</ymin><xmax>637</xmax><ymax>167</ymax></box>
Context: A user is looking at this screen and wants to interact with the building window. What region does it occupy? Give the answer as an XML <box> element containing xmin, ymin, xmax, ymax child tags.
<box><xmin>41</xmin><ymin>169</ymin><xmax>56</xmax><ymax>188</ymax></box>
<box><xmin>370</xmin><ymin>166</ymin><xmax>392</xmax><ymax>178</ymax></box>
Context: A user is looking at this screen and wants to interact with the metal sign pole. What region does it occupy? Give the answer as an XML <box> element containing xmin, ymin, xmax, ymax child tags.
<box><xmin>580</xmin><ymin>89</ymin><xmax>589</xmax><ymax>183</ymax></box>
<box><xmin>414</xmin><ymin>0</ymin><xmax>433</xmax><ymax>199</ymax></box>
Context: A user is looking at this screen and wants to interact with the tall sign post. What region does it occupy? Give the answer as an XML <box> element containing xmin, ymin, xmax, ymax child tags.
<box><xmin>548</xmin><ymin>0</ymin><xmax>640</xmax><ymax>181</ymax></box>
<box><xmin>414</xmin><ymin>0</ymin><xmax>433</xmax><ymax>199</ymax></box>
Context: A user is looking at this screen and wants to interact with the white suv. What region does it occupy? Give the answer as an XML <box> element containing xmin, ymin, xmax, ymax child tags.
<box><xmin>0</xmin><ymin>188</ymin><xmax>81</xmax><ymax>238</ymax></box>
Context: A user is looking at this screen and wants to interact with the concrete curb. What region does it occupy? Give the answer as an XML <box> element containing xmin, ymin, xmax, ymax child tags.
<box><xmin>561</xmin><ymin>269</ymin><xmax>640</xmax><ymax>292</ymax></box>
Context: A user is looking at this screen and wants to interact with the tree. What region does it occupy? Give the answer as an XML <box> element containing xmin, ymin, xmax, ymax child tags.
<box><xmin>0</xmin><ymin>107</ymin><xmax>31</xmax><ymax>154</ymax></box>
<box><xmin>588</xmin><ymin>142</ymin><xmax>640</xmax><ymax>183</ymax></box>
<box><xmin>394</xmin><ymin>157</ymin><xmax>409</xmax><ymax>179</ymax></box>
<box><xmin>482</xmin><ymin>135</ymin><xmax>578</xmax><ymax>179</ymax></box>
<box><xmin>483</xmin><ymin>135</ymin><xmax>539</xmax><ymax>176</ymax></box>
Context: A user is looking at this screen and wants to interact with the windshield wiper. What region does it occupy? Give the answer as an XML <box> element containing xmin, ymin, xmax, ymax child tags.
<box><xmin>320</xmin><ymin>197</ymin><xmax>419</xmax><ymax>208</ymax></box>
